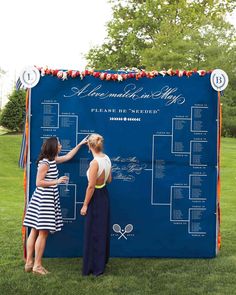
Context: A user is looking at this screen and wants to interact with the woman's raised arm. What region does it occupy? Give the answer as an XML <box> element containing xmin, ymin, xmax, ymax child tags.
<box><xmin>55</xmin><ymin>136</ymin><xmax>88</xmax><ymax>164</ymax></box>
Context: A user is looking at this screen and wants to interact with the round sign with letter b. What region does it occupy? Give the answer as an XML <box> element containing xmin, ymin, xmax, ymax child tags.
<box><xmin>210</xmin><ymin>69</ymin><xmax>228</xmax><ymax>91</ymax></box>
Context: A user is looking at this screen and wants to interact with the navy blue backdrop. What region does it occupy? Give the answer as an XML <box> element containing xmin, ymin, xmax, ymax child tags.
<box><xmin>27</xmin><ymin>72</ymin><xmax>219</xmax><ymax>257</ymax></box>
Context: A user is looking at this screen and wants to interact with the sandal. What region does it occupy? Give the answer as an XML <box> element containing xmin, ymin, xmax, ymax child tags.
<box><xmin>24</xmin><ymin>263</ymin><xmax>34</xmax><ymax>273</ymax></box>
<box><xmin>41</xmin><ymin>266</ymin><xmax>50</xmax><ymax>274</ymax></box>
<box><xmin>32</xmin><ymin>265</ymin><xmax>50</xmax><ymax>275</ymax></box>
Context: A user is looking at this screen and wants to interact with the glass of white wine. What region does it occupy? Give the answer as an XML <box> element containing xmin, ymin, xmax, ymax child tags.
<box><xmin>64</xmin><ymin>173</ymin><xmax>70</xmax><ymax>191</ymax></box>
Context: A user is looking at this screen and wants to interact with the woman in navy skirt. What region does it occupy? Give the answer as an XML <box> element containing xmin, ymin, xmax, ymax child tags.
<box><xmin>23</xmin><ymin>136</ymin><xmax>87</xmax><ymax>275</ymax></box>
<box><xmin>80</xmin><ymin>134</ymin><xmax>112</xmax><ymax>276</ymax></box>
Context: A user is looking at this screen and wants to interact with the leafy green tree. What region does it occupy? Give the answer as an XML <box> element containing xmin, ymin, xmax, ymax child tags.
<box><xmin>86</xmin><ymin>0</ymin><xmax>236</xmax><ymax>70</ymax></box>
<box><xmin>86</xmin><ymin>0</ymin><xmax>236</xmax><ymax>136</ymax></box>
<box><xmin>0</xmin><ymin>89</ymin><xmax>26</xmax><ymax>132</ymax></box>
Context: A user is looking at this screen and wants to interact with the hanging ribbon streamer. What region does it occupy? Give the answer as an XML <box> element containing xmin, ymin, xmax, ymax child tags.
<box><xmin>217</xmin><ymin>90</ymin><xmax>222</xmax><ymax>250</ymax></box>
<box><xmin>22</xmin><ymin>89</ymin><xmax>30</xmax><ymax>260</ymax></box>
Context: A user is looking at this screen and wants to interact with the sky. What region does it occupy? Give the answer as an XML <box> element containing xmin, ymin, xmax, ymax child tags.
<box><xmin>0</xmin><ymin>0</ymin><xmax>112</xmax><ymax>73</ymax></box>
<box><xmin>0</xmin><ymin>0</ymin><xmax>235</xmax><ymax>105</ymax></box>
<box><xmin>0</xmin><ymin>0</ymin><xmax>112</xmax><ymax>105</ymax></box>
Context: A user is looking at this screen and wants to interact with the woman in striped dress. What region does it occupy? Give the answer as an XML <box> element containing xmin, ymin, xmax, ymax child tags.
<box><xmin>23</xmin><ymin>136</ymin><xmax>87</xmax><ymax>275</ymax></box>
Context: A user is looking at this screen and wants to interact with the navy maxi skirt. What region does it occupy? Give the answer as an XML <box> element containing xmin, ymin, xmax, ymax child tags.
<box><xmin>82</xmin><ymin>186</ymin><xmax>110</xmax><ymax>276</ymax></box>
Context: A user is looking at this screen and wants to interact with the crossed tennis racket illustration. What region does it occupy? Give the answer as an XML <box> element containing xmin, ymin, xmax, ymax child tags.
<box><xmin>112</xmin><ymin>224</ymin><xmax>133</xmax><ymax>239</ymax></box>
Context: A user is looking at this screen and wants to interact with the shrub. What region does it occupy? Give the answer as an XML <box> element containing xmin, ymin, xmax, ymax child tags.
<box><xmin>0</xmin><ymin>89</ymin><xmax>26</xmax><ymax>132</ymax></box>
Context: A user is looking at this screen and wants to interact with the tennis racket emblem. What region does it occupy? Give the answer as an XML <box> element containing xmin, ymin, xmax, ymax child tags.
<box><xmin>112</xmin><ymin>224</ymin><xmax>133</xmax><ymax>239</ymax></box>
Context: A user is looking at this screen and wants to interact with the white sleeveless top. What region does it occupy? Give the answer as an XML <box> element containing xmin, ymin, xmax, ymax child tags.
<box><xmin>87</xmin><ymin>155</ymin><xmax>111</xmax><ymax>183</ymax></box>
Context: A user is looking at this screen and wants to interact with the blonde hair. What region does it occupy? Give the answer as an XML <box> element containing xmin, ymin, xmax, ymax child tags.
<box><xmin>88</xmin><ymin>133</ymin><xmax>104</xmax><ymax>152</ymax></box>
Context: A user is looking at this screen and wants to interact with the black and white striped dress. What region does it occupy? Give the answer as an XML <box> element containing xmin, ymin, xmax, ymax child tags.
<box><xmin>23</xmin><ymin>158</ymin><xmax>63</xmax><ymax>233</ymax></box>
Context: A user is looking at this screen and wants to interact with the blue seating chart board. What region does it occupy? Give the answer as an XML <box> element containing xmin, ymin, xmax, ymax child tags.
<box><xmin>27</xmin><ymin>72</ymin><xmax>219</xmax><ymax>257</ymax></box>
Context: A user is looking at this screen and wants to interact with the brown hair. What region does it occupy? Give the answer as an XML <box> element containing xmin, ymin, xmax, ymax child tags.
<box><xmin>88</xmin><ymin>133</ymin><xmax>104</xmax><ymax>152</ymax></box>
<box><xmin>37</xmin><ymin>137</ymin><xmax>59</xmax><ymax>164</ymax></box>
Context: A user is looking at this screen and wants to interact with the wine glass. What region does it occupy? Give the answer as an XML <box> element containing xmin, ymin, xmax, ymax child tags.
<box><xmin>64</xmin><ymin>173</ymin><xmax>70</xmax><ymax>191</ymax></box>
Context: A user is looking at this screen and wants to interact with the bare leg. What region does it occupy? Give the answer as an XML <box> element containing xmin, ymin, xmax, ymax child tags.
<box><xmin>26</xmin><ymin>228</ymin><xmax>38</xmax><ymax>265</ymax></box>
<box><xmin>34</xmin><ymin>230</ymin><xmax>49</xmax><ymax>268</ymax></box>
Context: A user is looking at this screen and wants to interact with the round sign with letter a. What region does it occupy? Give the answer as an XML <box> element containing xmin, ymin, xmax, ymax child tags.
<box><xmin>20</xmin><ymin>66</ymin><xmax>40</xmax><ymax>88</ymax></box>
<box><xmin>210</xmin><ymin>69</ymin><xmax>228</xmax><ymax>91</ymax></box>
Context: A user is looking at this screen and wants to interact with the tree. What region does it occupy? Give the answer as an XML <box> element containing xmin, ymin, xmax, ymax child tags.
<box><xmin>86</xmin><ymin>0</ymin><xmax>236</xmax><ymax>70</ymax></box>
<box><xmin>0</xmin><ymin>67</ymin><xmax>6</xmax><ymax>76</ymax></box>
<box><xmin>0</xmin><ymin>89</ymin><xmax>26</xmax><ymax>132</ymax></box>
<box><xmin>85</xmin><ymin>0</ymin><xmax>236</xmax><ymax>136</ymax></box>
<box><xmin>0</xmin><ymin>65</ymin><xmax>5</xmax><ymax>79</ymax></box>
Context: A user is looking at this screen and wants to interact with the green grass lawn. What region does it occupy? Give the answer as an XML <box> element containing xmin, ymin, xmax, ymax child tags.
<box><xmin>0</xmin><ymin>135</ymin><xmax>235</xmax><ymax>295</ymax></box>
<box><xmin>0</xmin><ymin>126</ymin><xmax>11</xmax><ymax>135</ymax></box>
